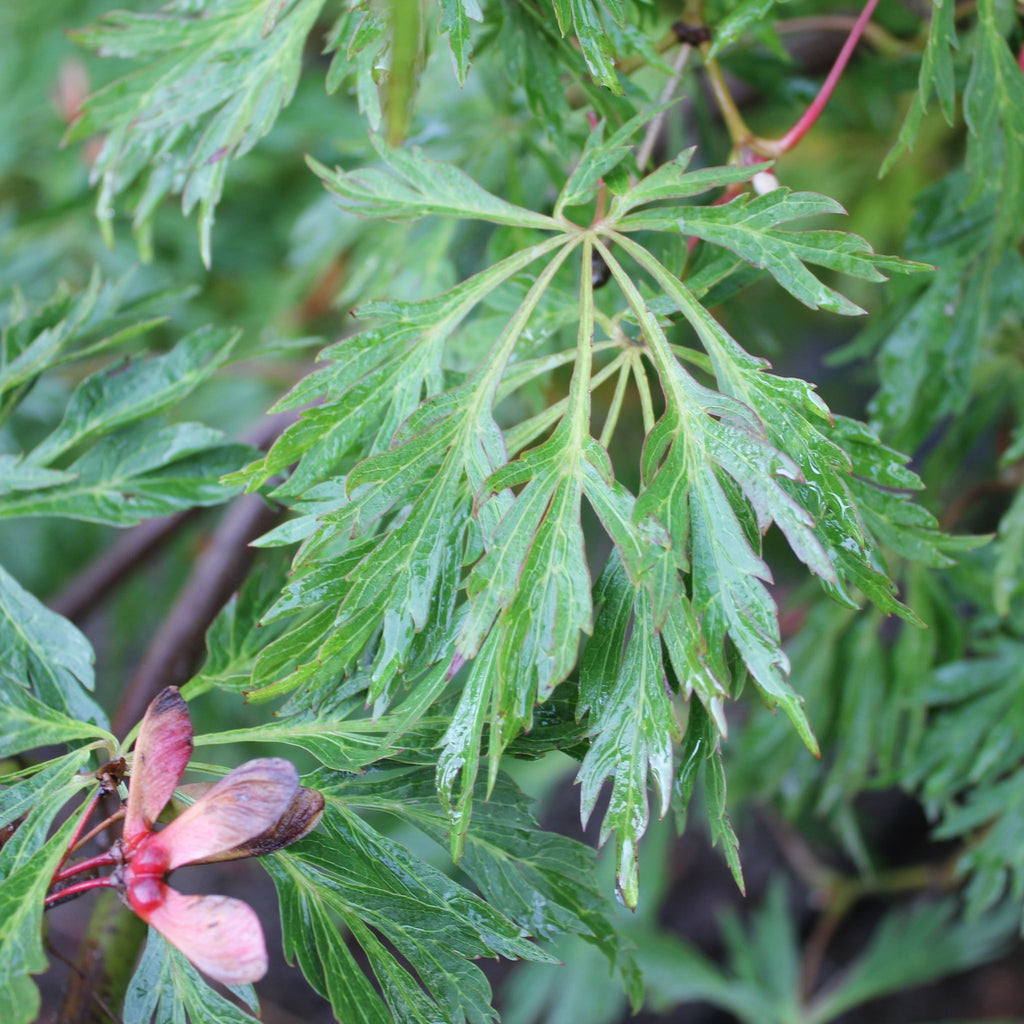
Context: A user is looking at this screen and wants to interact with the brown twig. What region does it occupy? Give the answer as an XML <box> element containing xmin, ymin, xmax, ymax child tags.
<box><xmin>49</xmin><ymin>408</ymin><xmax>297</xmax><ymax>624</ymax></box>
<box><xmin>49</xmin><ymin>513</ymin><xmax>198</xmax><ymax>622</ymax></box>
<box><xmin>111</xmin><ymin>490</ymin><xmax>283</xmax><ymax>735</ymax></box>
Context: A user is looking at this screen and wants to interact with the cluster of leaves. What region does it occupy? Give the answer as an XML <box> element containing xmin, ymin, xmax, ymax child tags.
<box><xmin>3</xmin><ymin>0</ymin><xmax>1024</xmax><ymax>1022</ymax></box>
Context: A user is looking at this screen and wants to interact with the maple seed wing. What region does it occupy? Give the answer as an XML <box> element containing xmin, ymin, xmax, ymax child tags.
<box><xmin>152</xmin><ymin>757</ymin><xmax>300</xmax><ymax>869</ymax></box>
<box><xmin>145</xmin><ymin>887</ymin><xmax>269</xmax><ymax>985</ymax></box>
<box><xmin>124</xmin><ymin>687</ymin><xmax>193</xmax><ymax>848</ymax></box>
<box><xmin>197</xmin><ymin>786</ymin><xmax>326</xmax><ymax>862</ymax></box>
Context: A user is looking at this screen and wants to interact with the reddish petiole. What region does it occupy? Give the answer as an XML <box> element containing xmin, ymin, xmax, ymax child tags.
<box><xmin>44</xmin><ymin>876</ymin><xmax>117</xmax><ymax>908</ymax></box>
<box><xmin>51</xmin><ymin>847</ymin><xmax>121</xmax><ymax>885</ymax></box>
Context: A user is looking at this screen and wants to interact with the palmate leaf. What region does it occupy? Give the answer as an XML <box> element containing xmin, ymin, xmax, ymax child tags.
<box><xmin>611</xmin><ymin>230</ymin><xmax>965</xmax><ymax>609</ymax></box>
<box><xmin>598</xmin><ymin>237</ymin><xmax>829</xmax><ymax>751</ymax></box>
<box><xmin>438</xmin><ymin>241</ymin><xmax>600</xmax><ymax>848</ymax></box>
<box><xmin>247</xmin><ymin>139</ymin><xmax>950</xmax><ymax>905</ymax></box>
<box><xmin>230</xmin><ymin>235</ymin><xmax>566</xmax><ymax>499</ymax></box>
<box><xmin>240</xmin><ymin>243</ymin><xmax>578</xmax><ymax>710</ymax></box>
<box><xmin>123</xmin><ymin>930</ymin><xmax>260</xmax><ymax>1024</ymax></box>
<box><xmin>264</xmin><ymin>808</ymin><xmax>554</xmax><ymax>1024</ymax></box>
<box><xmin>68</xmin><ymin>0</ymin><xmax>328</xmax><ymax>264</ymax></box>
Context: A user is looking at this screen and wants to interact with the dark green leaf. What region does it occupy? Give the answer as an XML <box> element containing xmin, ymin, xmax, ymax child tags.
<box><xmin>0</xmin><ymin>563</ymin><xmax>104</xmax><ymax>725</ymax></box>
<box><xmin>123</xmin><ymin>929</ymin><xmax>260</xmax><ymax>1024</ymax></box>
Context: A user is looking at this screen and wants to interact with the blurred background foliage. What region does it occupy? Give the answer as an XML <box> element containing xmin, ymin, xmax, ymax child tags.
<box><xmin>3</xmin><ymin>0</ymin><xmax>1024</xmax><ymax>1021</ymax></box>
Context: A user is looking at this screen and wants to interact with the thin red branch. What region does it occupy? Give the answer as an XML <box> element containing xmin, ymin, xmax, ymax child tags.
<box><xmin>45</xmin><ymin>877</ymin><xmax>116</xmax><ymax>909</ymax></box>
<box><xmin>774</xmin><ymin>0</ymin><xmax>881</xmax><ymax>154</ymax></box>
<box><xmin>52</xmin><ymin>848</ymin><xmax>120</xmax><ymax>885</ymax></box>
<box><xmin>50</xmin><ymin>791</ymin><xmax>101</xmax><ymax>883</ymax></box>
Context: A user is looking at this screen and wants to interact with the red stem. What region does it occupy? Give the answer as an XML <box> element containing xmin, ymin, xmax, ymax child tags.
<box><xmin>52</xmin><ymin>848</ymin><xmax>120</xmax><ymax>884</ymax></box>
<box><xmin>775</xmin><ymin>0</ymin><xmax>880</xmax><ymax>153</ymax></box>
<box><xmin>50</xmin><ymin>790</ymin><xmax>101</xmax><ymax>883</ymax></box>
<box><xmin>44</xmin><ymin>877</ymin><xmax>116</xmax><ymax>908</ymax></box>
